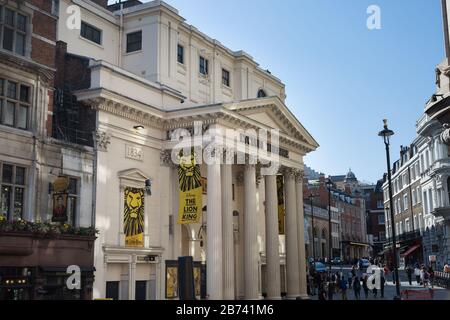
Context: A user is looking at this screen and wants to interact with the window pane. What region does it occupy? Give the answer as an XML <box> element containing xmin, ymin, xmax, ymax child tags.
<box><xmin>4</xmin><ymin>101</ymin><xmax>15</xmax><ymax>126</ymax></box>
<box><xmin>0</xmin><ymin>79</ymin><xmax>4</xmax><ymax>96</ymax></box>
<box><xmin>3</xmin><ymin>27</ymin><xmax>14</xmax><ymax>51</ymax></box>
<box><xmin>20</xmin><ymin>85</ymin><xmax>29</xmax><ymax>102</ymax></box>
<box><xmin>13</xmin><ymin>187</ymin><xmax>24</xmax><ymax>220</ymax></box>
<box><xmin>80</xmin><ymin>22</ymin><xmax>102</xmax><ymax>45</ymax></box>
<box><xmin>16</xmin><ymin>105</ymin><xmax>27</xmax><ymax>129</ymax></box>
<box><xmin>5</xmin><ymin>8</ymin><xmax>14</xmax><ymax>26</ymax></box>
<box><xmin>1</xmin><ymin>185</ymin><xmax>11</xmax><ymax>218</ymax></box>
<box><xmin>68</xmin><ymin>178</ymin><xmax>77</xmax><ymax>195</ymax></box>
<box><xmin>15</xmin><ymin>167</ymin><xmax>25</xmax><ymax>185</ymax></box>
<box><xmin>177</xmin><ymin>45</ymin><xmax>184</xmax><ymax>64</ymax></box>
<box><xmin>7</xmin><ymin>82</ymin><xmax>17</xmax><ymax>99</ymax></box>
<box><xmin>2</xmin><ymin>164</ymin><xmax>13</xmax><ymax>183</ymax></box>
<box><xmin>127</xmin><ymin>31</ymin><xmax>142</xmax><ymax>53</ymax></box>
<box><xmin>17</xmin><ymin>14</ymin><xmax>26</xmax><ymax>32</ymax></box>
<box><xmin>15</xmin><ymin>32</ymin><xmax>26</xmax><ymax>56</ymax></box>
<box><xmin>67</xmin><ymin>196</ymin><xmax>76</xmax><ymax>225</ymax></box>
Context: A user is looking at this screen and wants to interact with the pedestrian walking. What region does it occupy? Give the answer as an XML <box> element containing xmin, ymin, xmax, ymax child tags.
<box><xmin>339</xmin><ymin>276</ymin><xmax>348</xmax><ymax>300</ymax></box>
<box><xmin>444</xmin><ymin>262</ymin><xmax>449</xmax><ymax>273</ymax></box>
<box><xmin>428</xmin><ymin>266</ymin><xmax>434</xmax><ymax>289</ymax></box>
<box><xmin>414</xmin><ymin>265</ymin><xmax>421</xmax><ymax>284</ymax></box>
<box><xmin>380</xmin><ymin>272</ymin><xmax>385</xmax><ymax>298</ymax></box>
<box><xmin>406</xmin><ymin>264</ymin><xmax>413</xmax><ymax>285</ymax></box>
<box><xmin>362</xmin><ymin>275</ymin><xmax>369</xmax><ymax>299</ymax></box>
<box><xmin>352</xmin><ymin>276</ymin><xmax>361</xmax><ymax>300</ymax></box>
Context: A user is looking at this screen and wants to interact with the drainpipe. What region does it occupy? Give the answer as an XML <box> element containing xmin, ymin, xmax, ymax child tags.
<box><xmin>91</xmin><ymin>112</ymin><xmax>99</xmax><ymax>228</ymax></box>
<box><xmin>118</xmin><ymin>2</ymin><xmax>124</xmax><ymax>68</ymax></box>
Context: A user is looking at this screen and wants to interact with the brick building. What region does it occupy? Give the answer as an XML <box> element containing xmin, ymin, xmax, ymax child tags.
<box><xmin>0</xmin><ymin>0</ymin><xmax>96</xmax><ymax>300</ymax></box>
<box><xmin>303</xmin><ymin>172</ymin><xmax>369</xmax><ymax>263</ymax></box>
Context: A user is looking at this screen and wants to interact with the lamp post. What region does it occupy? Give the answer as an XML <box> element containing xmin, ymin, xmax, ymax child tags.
<box><xmin>325</xmin><ymin>178</ymin><xmax>334</xmax><ymax>300</ymax></box>
<box><xmin>378</xmin><ymin>119</ymin><xmax>401</xmax><ymax>300</ymax></box>
<box><xmin>309</xmin><ymin>193</ymin><xmax>316</xmax><ymax>263</ymax></box>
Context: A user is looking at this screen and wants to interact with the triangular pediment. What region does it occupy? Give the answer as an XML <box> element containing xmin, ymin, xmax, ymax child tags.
<box><xmin>224</xmin><ymin>96</ymin><xmax>319</xmax><ymax>150</ymax></box>
<box><xmin>117</xmin><ymin>168</ymin><xmax>150</xmax><ymax>182</ymax></box>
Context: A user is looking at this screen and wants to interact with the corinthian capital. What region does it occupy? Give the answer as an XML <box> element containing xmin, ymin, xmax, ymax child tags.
<box><xmin>441</xmin><ymin>123</ymin><xmax>450</xmax><ymax>146</ymax></box>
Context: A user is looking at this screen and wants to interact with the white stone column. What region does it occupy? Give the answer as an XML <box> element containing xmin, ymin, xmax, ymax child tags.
<box><xmin>207</xmin><ymin>162</ymin><xmax>223</xmax><ymax>299</ymax></box>
<box><xmin>244</xmin><ymin>164</ymin><xmax>259</xmax><ymax>299</ymax></box>
<box><xmin>129</xmin><ymin>256</ymin><xmax>136</xmax><ymax>300</ymax></box>
<box><xmin>284</xmin><ymin>168</ymin><xmax>300</xmax><ymax>299</ymax></box>
<box><xmin>296</xmin><ymin>172</ymin><xmax>308</xmax><ymax>299</ymax></box>
<box><xmin>222</xmin><ymin>163</ymin><xmax>235</xmax><ymax>299</ymax></box>
<box><xmin>264</xmin><ymin>174</ymin><xmax>281</xmax><ymax>299</ymax></box>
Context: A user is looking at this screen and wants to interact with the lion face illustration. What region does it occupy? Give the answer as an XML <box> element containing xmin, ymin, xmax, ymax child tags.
<box><xmin>124</xmin><ymin>188</ymin><xmax>144</xmax><ymax>237</ymax></box>
<box><xmin>178</xmin><ymin>151</ymin><xmax>201</xmax><ymax>192</ymax></box>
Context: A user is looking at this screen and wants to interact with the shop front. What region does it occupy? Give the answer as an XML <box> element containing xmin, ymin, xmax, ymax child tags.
<box><xmin>0</xmin><ymin>231</ymin><xmax>96</xmax><ymax>300</ymax></box>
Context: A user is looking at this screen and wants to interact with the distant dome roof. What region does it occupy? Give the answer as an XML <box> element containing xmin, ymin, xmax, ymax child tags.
<box><xmin>345</xmin><ymin>168</ymin><xmax>357</xmax><ymax>181</ymax></box>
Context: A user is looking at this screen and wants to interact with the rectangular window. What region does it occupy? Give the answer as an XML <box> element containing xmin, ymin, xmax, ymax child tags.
<box><xmin>177</xmin><ymin>44</ymin><xmax>184</xmax><ymax>64</ymax></box>
<box><xmin>80</xmin><ymin>21</ymin><xmax>102</xmax><ymax>45</ymax></box>
<box><xmin>405</xmin><ymin>219</ymin><xmax>410</xmax><ymax>233</ymax></box>
<box><xmin>404</xmin><ymin>194</ymin><xmax>408</xmax><ymax>210</ymax></box>
<box><xmin>379</xmin><ymin>231</ymin><xmax>386</xmax><ymax>241</ymax></box>
<box><xmin>376</xmin><ymin>200</ymin><xmax>383</xmax><ymax>209</ymax></box>
<box><xmin>378</xmin><ymin>214</ymin><xmax>385</xmax><ymax>225</ymax></box>
<box><xmin>67</xmin><ymin>178</ymin><xmax>78</xmax><ymax>226</ymax></box>
<box><xmin>412</xmin><ymin>189</ymin><xmax>416</xmax><ymax>205</ymax></box>
<box><xmin>199</xmin><ymin>56</ymin><xmax>208</xmax><ymax>75</ymax></box>
<box><xmin>0</xmin><ymin>80</ymin><xmax>31</xmax><ymax>130</ymax></box>
<box><xmin>1</xmin><ymin>7</ymin><xmax>28</xmax><ymax>55</ymax></box>
<box><xmin>222</xmin><ymin>69</ymin><xmax>230</xmax><ymax>87</ymax></box>
<box><xmin>0</xmin><ymin>163</ymin><xmax>26</xmax><ymax>221</ymax></box>
<box><xmin>126</xmin><ymin>31</ymin><xmax>142</xmax><ymax>53</ymax></box>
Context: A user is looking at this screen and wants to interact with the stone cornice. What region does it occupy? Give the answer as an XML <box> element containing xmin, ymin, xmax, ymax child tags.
<box><xmin>81</xmin><ymin>95</ymin><xmax>315</xmax><ymax>155</ymax></box>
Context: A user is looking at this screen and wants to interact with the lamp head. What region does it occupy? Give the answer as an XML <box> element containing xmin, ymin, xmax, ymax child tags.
<box><xmin>326</xmin><ymin>178</ymin><xmax>333</xmax><ymax>189</ymax></box>
<box><xmin>378</xmin><ymin>119</ymin><xmax>394</xmax><ymax>143</ymax></box>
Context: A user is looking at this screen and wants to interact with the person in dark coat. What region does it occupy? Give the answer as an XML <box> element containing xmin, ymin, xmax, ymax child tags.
<box><xmin>406</xmin><ymin>264</ymin><xmax>413</xmax><ymax>285</ymax></box>
<box><xmin>380</xmin><ymin>272</ymin><xmax>385</xmax><ymax>298</ymax></box>
<box><xmin>362</xmin><ymin>275</ymin><xmax>369</xmax><ymax>299</ymax></box>
<box><xmin>352</xmin><ymin>276</ymin><xmax>361</xmax><ymax>300</ymax></box>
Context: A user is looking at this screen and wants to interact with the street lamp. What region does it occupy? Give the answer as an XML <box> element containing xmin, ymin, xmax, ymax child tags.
<box><xmin>325</xmin><ymin>177</ymin><xmax>334</xmax><ymax>300</ymax></box>
<box><xmin>378</xmin><ymin>119</ymin><xmax>401</xmax><ymax>300</ymax></box>
<box><xmin>308</xmin><ymin>193</ymin><xmax>317</xmax><ymax>262</ymax></box>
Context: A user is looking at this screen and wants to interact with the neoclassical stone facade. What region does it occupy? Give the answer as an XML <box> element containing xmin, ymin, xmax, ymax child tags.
<box><xmin>54</xmin><ymin>0</ymin><xmax>318</xmax><ymax>300</ymax></box>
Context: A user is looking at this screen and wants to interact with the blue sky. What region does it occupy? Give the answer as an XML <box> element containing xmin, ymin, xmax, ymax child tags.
<box><xmin>110</xmin><ymin>0</ymin><xmax>444</xmax><ymax>183</ymax></box>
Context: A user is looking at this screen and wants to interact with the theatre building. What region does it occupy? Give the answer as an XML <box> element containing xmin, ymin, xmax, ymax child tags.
<box><xmin>55</xmin><ymin>0</ymin><xmax>318</xmax><ymax>299</ymax></box>
<box><xmin>0</xmin><ymin>0</ymin><xmax>96</xmax><ymax>300</ymax></box>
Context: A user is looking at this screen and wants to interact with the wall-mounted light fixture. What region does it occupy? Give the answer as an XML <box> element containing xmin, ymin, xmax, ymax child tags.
<box><xmin>133</xmin><ymin>125</ymin><xmax>145</xmax><ymax>130</ymax></box>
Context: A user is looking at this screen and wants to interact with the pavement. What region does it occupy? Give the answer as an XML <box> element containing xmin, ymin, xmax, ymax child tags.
<box><xmin>309</xmin><ymin>265</ymin><xmax>450</xmax><ymax>300</ymax></box>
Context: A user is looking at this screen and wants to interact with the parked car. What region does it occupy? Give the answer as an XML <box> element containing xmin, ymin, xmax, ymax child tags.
<box><xmin>331</xmin><ymin>257</ymin><xmax>342</xmax><ymax>265</ymax></box>
<box><xmin>310</xmin><ymin>261</ymin><xmax>327</xmax><ymax>273</ymax></box>
<box><xmin>358</xmin><ymin>259</ymin><xmax>370</xmax><ymax>269</ymax></box>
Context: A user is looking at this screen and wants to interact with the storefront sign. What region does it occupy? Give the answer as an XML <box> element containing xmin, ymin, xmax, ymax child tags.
<box><xmin>124</xmin><ymin>187</ymin><xmax>145</xmax><ymax>247</ymax></box>
<box><xmin>52</xmin><ymin>193</ymin><xmax>68</xmax><ymax>222</ymax></box>
<box><xmin>177</xmin><ymin>150</ymin><xmax>202</xmax><ymax>224</ymax></box>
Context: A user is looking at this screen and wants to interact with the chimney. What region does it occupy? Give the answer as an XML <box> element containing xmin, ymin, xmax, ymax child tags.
<box><xmin>55</xmin><ymin>41</ymin><xmax>67</xmax><ymax>89</ymax></box>
<box><xmin>90</xmin><ymin>0</ymin><xmax>108</xmax><ymax>8</ymax></box>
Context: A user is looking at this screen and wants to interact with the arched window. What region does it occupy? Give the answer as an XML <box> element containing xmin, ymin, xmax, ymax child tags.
<box><xmin>257</xmin><ymin>89</ymin><xmax>267</xmax><ymax>98</ymax></box>
<box><xmin>322</xmin><ymin>229</ymin><xmax>327</xmax><ymax>239</ymax></box>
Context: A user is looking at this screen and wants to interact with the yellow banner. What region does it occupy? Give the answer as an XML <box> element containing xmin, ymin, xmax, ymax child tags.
<box><xmin>177</xmin><ymin>150</ymin><xmax>203</xmax><ymax>224</ymax></box>
<box><xmin>124</xmin><ymin>187</ymin><xmax>145</xmax><ymax>247</ymax></box>
<box><xmin>277</xmin><ymin>175</ymin><xmax>285</xmax><ymax>235</ymax></box>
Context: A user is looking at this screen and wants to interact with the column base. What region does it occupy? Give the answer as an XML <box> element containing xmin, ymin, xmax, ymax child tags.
<box><xmin>284</xmin><ymin>294</ymin><xmax>300</xmax><ymax>300</ymax></box>
<box><xmin>265</xmin><ymin>296</ymin><xmax>282</xmax><ymax>300</ymax></box>
<box><xmin>296</xmin><ymin>294</ymin><xmax>310</xmax><ymax>300</ymax></box>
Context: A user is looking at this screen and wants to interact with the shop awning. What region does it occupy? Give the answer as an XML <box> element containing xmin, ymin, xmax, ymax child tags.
<box><xmin>400</xmin><ymin>244</ymin><xmax>421</xmax><ymax>258</ymax></box>
<box><xmin>349</xmin><ymin>242</ymin><xmax>370</xmax><ymax>247</ymax></box>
